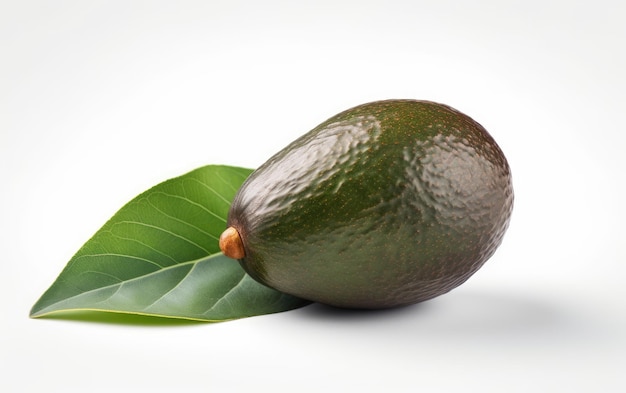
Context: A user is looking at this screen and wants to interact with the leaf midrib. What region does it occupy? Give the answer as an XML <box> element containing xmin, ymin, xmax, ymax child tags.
<box><xmin>30</xmin><ymin>252</ymin><xmax>226</xmax><ymax>317</ymax></box>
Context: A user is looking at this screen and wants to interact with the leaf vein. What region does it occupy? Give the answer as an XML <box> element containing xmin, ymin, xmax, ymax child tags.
<box><xmin>115</xmin><ymin>220</ymin><xmax>212</xmax><ymax>254</ymax></box>
<box><xmin>141</xmin><ymin>263</ymin><xmax>197</xmax><ymax>311</ymax></box>
<box><xmin>106</xmin><ymin>233</ymin><xmax>179</xmax><ymax>264</ymax></box>
<box><xmin>186</xmin><ymin>177</ymin><xmax>232</xmax><ymax>205</ymax></box>
<box><xmin>72</xmin><ymin>253</ymin><xmax>166</xmax><ymax>269</ymax></box>
<box><xmin>202</xmin><ymin>272</ymin><xmax>247</xmax><ymax>315</ymax></box>
<box><xmin>146</xmin><ymin>195</ymin><xmax>222</xmax><ymax>237</ymax></box>
<box><xmin>214</xmin><ymin>170</ymin><xmax>241</xmax><ymax>194</ymax></box>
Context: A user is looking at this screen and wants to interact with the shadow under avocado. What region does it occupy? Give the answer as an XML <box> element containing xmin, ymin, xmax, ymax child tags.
<box><xmin>299</xmin><ymin>301</ymin><xmax>428</xmax><ymax>321</ymax></box>
<box><xmin>293</xmin><ymin>287</ymin><xmax>578</xmax><ymax>341</ymax></box>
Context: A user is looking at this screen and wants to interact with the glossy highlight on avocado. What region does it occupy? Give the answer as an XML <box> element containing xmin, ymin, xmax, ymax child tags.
<box><xmin>220</xmin><ymin>99</ymin><xmax>513</xmax><ymax>309</ymax></box>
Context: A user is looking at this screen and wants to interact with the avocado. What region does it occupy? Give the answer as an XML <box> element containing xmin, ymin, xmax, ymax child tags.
<box><xmin>220</xmin><ymin>99</ymin><xmax>513</xmax><ymax>309</ymax></box>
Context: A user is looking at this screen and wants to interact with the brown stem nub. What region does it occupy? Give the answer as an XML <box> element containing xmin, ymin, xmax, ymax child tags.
<box><xmin>219</xmin><ymin>226</ymin><xmax>245</xmax><ymax>259</ymax></box>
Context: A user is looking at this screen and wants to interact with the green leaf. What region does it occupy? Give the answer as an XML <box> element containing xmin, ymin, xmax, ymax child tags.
<box><xmin>30</xmin><ymin>165</ymin><xmax>309</xmax><ymax>322</ymax></box>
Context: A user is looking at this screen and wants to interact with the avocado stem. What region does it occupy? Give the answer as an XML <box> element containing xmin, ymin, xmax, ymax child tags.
<box><xmin>219</xmin><ymin>226</ymin><xmax>245</xmax><ymax>259</ymax></box>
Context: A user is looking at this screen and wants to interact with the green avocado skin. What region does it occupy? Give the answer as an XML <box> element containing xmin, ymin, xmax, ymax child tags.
<box><xmin>227</xmin><ymin>99</ymin><xmax>513</xmax><ymax>309</ymax></box>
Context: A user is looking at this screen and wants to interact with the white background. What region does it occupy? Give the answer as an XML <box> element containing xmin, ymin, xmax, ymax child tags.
<box><xmin>2</xmin><ymin>1</ymin><xmax>625</xmax><ymax>392</ymax></box>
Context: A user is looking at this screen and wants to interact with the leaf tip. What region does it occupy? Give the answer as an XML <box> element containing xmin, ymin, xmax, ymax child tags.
<box><xmin>29</xmin><ymin>308</ymin><xmax>43</xmax><ymax>319</ymax></box>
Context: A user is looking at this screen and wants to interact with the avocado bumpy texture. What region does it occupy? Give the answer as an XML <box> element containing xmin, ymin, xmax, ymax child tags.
<box><xmin>220</xmin><ymin>99</ymin><xmax>513</xmax><ymax>309</ymax></box>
